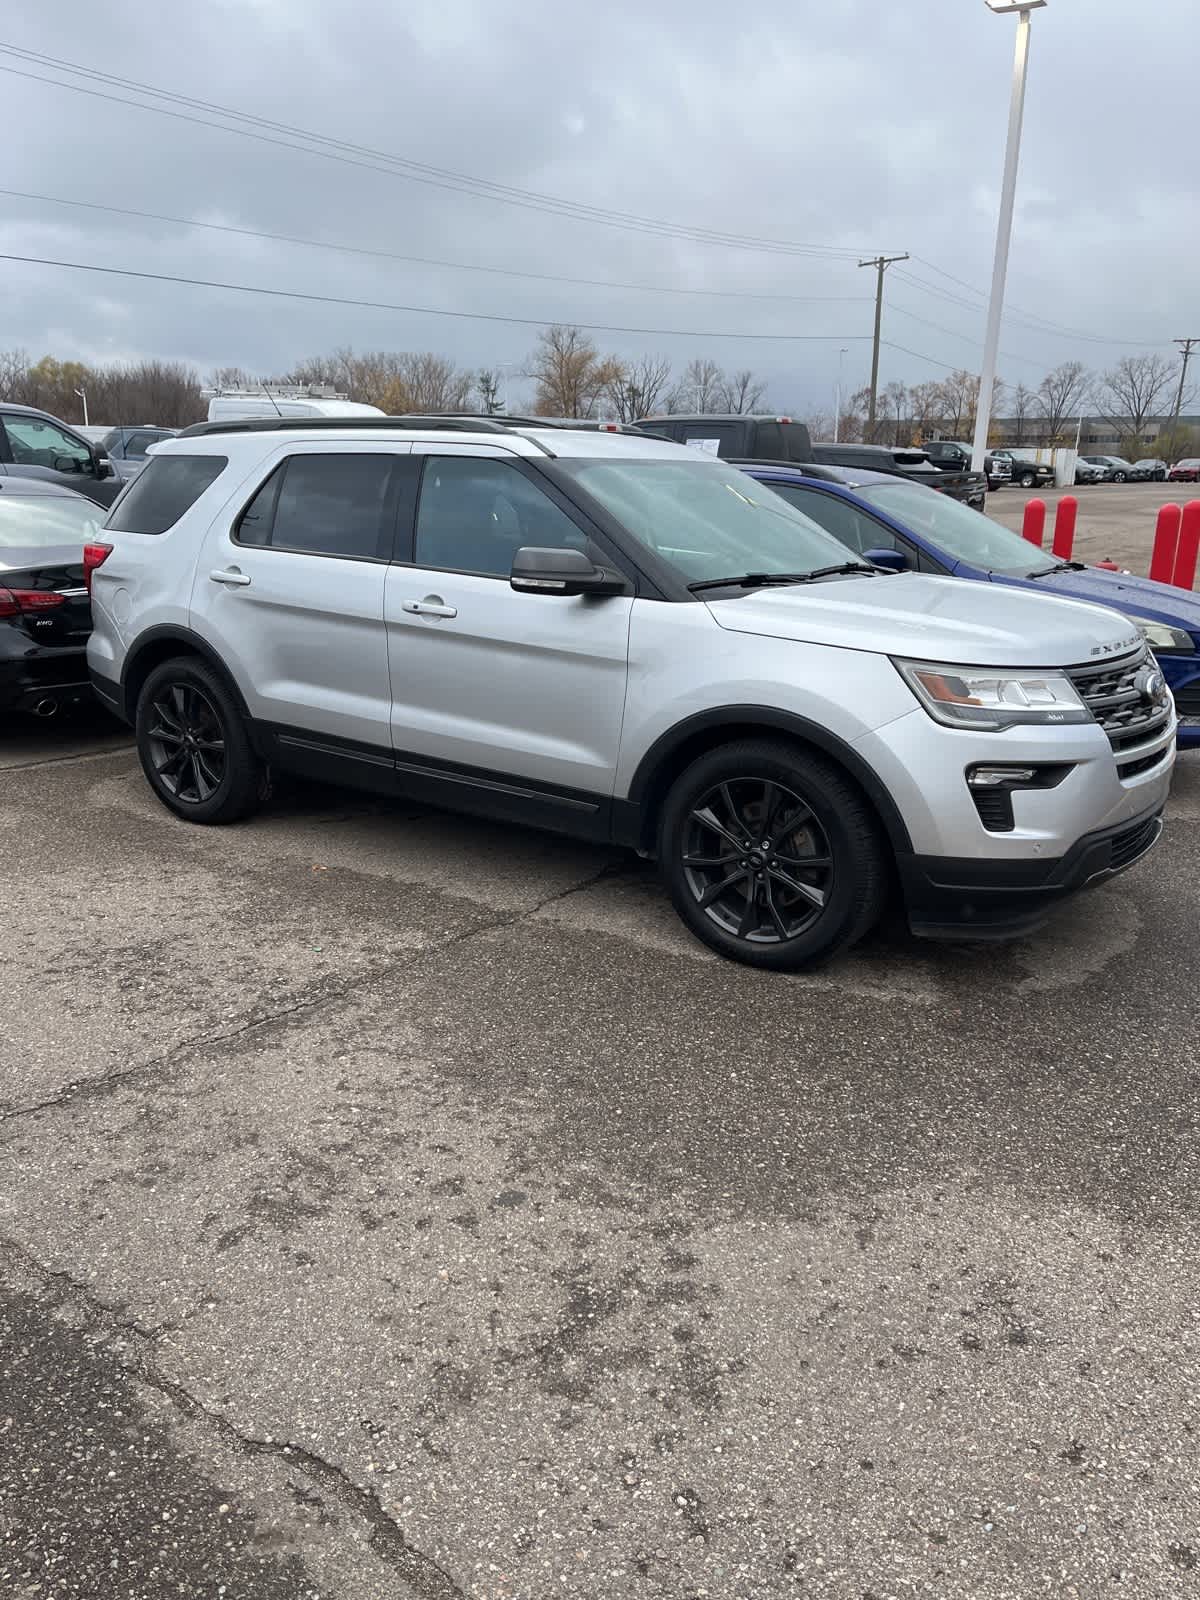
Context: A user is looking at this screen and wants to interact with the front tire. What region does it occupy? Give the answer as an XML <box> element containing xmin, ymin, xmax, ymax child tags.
<box><xmin>135</xmin><ymin>656</ymin><xmax>265</xmax><ymax>824</ymax></box>
<box><xmin>659</xmin><ymin>739</ymin><xmax>888</xmax><ymax>970</ymax></box>
<box><xmin>1112</xmin><ymin>472</ymin><xmax>1127</xmax><ymax>483</ymax></box>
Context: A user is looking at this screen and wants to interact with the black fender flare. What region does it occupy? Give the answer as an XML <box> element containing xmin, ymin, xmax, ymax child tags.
<box><xmin>625</xmin><ymin>705</ymin><xmax>913</xmax><ymax>855</ymax></box>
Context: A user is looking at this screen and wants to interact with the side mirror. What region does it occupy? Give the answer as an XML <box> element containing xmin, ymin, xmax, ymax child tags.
<box><xmin>94</xmin><ymin>452</ymin><xmax>115</xmax><ymax>479</ymax></box>
<box><xmin>510</xmin><ymin>546</ymin><xmax>627</xmax><ymax>597</ymax></box>
<box><xmin>865</xmin><ymin>547</ymin><xmax>908</xmax><ymax>572</ymax></box>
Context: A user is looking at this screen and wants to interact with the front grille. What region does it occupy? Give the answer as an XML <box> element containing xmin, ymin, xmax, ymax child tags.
<box><xmin>1067</xmin><ymin>648</ymin><xmax>1173</xmax><ymax>759</ymax></box>
<box><xmin>1109</xmin><ymin>813</ymin><xmax>1162</xmax><ymax>871</ymax></box>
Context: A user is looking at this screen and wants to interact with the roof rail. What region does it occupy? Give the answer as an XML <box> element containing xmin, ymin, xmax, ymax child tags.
<box><xmin>178</xmin><ymin>415</ymin><xmax>520</xmax><ymax>439</ymax></box>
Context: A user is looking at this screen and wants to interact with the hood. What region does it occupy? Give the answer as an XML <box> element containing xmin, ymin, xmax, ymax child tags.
<box><xmin>704</xmin><ymin>571</ymin><xmax>1142</xmax><ymax>667</ymax></box>
<box><xmin>1002</xmin><ymin>566</ymin><xmax>1200</xmax><ymax>636</ymax></box>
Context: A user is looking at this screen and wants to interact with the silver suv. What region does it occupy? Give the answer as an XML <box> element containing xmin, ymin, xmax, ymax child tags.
<box><xmin>85</xmin><ymin>418</ymin><xmax>1175</xmax><ymax>969</ymax></box>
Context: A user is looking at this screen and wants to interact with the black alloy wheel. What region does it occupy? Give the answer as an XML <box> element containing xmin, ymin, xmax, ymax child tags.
<box><xmin>660</xmin><ymin>739</ymin><xmax>887</xmax><ymax>969</ymax></box>
<box><xmin>135</xmin><ymin>656</ymin><xmax>266</xmax><ymax>824</ymax></box>
<box><xmin>1112</xmin><ymin>471</ymin><xmax>1127</xmax><ymax>482</ymax></box>
<box><xmin>146</xmin><ymin>682</ymin><xmax>226</xmax><ymax>804</ymax></box>
<box><xmin>681</xmin><ymin>776</ymin><xmax>833</xmax><ymax>945</ymax></box>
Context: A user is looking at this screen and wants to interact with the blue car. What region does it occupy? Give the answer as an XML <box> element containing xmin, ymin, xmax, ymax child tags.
<box><xmin>742</xmin><ymin>462</ymin><xmax>1200</xmax><ymax>748</ymax></box>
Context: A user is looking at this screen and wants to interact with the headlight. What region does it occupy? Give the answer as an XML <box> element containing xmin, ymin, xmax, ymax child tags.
<box><xmin>1129</xmin><ymin>614</ymin><xmax>1195</xmax><ymax>654</ymax></box>
<box><xmin>894</xmin><ymin>658</ymin><xmax>1090</xmax><ymax>731</ymax></box>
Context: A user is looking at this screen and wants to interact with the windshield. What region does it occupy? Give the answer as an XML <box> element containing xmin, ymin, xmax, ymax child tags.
<box><xmin>857</xmin><ymin>480</ymin><xmax>1055</xmax><ymax>576</ymax></box>
<box><xmin>0</xmin><ymin>492</ymin><xmax>102</xmax><ymax>548</ymax></box>
<box><xmin>557</xmin><ymin>459</ymin><xmax>855</xmax><ymax>583</ymax></box>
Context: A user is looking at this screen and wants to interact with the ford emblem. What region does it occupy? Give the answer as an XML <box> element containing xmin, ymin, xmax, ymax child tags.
<box><xmin>1135</xmin><ymin>668</ymin><xmax>1165</xmax><ymax>703</ymax></box>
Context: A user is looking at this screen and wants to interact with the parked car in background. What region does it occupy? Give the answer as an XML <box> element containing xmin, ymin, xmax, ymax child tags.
<box><xmin>1168</xmin><ymin>458</ymin><xmax>1200</xmax><ymax>483</ymax></box>
<box><xmin>86</xmin><ymin>415</ymin><xmax>1170</xmax><ymax>967</ymax></box>
<box><xmin>921</xmin><ymin>438</ymin><xmax>1011</xmax><ymax>491</ymax></box>
<box><xmin>0</xmin><ymin>479</ymin><xmax>102</xmax><ymax>717</ymax></box>
<box><xmin>1132</xmin><ymin>458</ymin><xmax>1169</xmax><ymax>482</ymax></box>
<box><xmin>809</xmin><ymin>442</ymin><xmax>987</xmax><ymax>510</ymax></box>
<box><xmin>0</xmin><ymin>404</ymin><xmax>122</xmax><ymax>507</ymax></box>
<box><xmin>1075</xmin><ymin>458</ymin><xmax>1108</xmax><ymax>486</ymax></box>
<box><xmin>76</xmin><ymin>426</ymin><xmax>114</xmax><ymax>447</ymax></box>
<box><xmin>1080</xmin><ymin>455</ymin><xmax>1136</xmax><ymax>483</ymax></box>
<box><xmin>741</xmin><ymin>460</ymin><xmax>1200</xmax><ymax>748</ymax></box>
<box><xmin>991</xmin><ymin>448</ymin><xmax>1055</xmax><ymax>489</ymax></box>
<box><xmin>101</xmin><ymin>426</ymin><xmax>179</xmax><ymax>482</ymax></box>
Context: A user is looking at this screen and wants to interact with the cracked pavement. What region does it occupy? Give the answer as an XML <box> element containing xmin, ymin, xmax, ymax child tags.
<box><xmin>1</xmin><ymin>712</ymin><xmax>1198</xmax><ymax>1598</ymax></box>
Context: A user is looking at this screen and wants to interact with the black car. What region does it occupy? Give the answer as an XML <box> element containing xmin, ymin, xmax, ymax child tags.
<box><xmin>0</xmin><ymin>403</ymin><xmax>122</xmax><ymax>507</ymax></box>
<box><xmin>0</xmin><ymin>480</ymin><xmax>101</xmax><ymax>716</ymax></box>
<box><xmin>808</xmin><ymin>442</ymin><xmax>988</xmax><ymax>511</ymax></box>
<box><xmin>1132</xmin><ymin>458</ymin><xmax>1169</xmax><ymax>482</ymax></box>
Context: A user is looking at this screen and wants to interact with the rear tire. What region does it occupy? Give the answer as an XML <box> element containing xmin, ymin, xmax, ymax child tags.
<box><xmin>1112</xmin><ymin>471</ymin><xmax>1127</xmax><ymax>483</ymax></box>
<box><xmin>659</xmin><ymin>738</ymin><xmax>888</xmax><ymax>970</ymax></box>
<box><xmin>135</xmin><ymin>656</ymin><xmax>265</xmax><ymax>824</ymax></box>
<box><xmin>1019</xmin><ymin>471</ymin><xmax>1037</xmax><ymax>488</ymax></box>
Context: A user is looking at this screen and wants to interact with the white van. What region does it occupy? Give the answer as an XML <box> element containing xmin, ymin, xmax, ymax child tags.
<box><xmin>206</xmin><ymin>396</ymin><xmax>384</xmax><ymax>424</ymax></box>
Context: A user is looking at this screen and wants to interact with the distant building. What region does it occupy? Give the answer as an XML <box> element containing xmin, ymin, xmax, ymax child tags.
<box><xmin>992</xmin><ymin>414</ymin><xmax>1200</xmax><ymax>451</ymax></box>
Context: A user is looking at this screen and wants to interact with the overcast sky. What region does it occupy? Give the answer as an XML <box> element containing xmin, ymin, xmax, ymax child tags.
<box><xmin>0</xmin><ymin>0</ymin><xmax>1194</xmax><ymax>414</ymax></box>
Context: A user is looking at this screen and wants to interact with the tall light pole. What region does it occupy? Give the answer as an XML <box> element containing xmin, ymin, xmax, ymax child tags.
<box><xmin>834</xmin><ymin>348</ymin><xmax>848</xmax><ymax>443</ymax></box>
<box><xmin>74</xmin><ymin>386</ymin><xmax>88</xmax><ymax>427</ymax></box>
<box><xmin>971</xmin><ymin>0</ymin><xmax>1047</xmax><ymax>474</ymax></box>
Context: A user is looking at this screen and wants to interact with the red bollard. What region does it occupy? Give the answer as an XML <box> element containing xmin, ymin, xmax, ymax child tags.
<box><xmin>1022</xmin><ymin>497</ymin><xmax>1046</xmax><ymax>547</ymax></box>
<box><xmin>1149</xmin><ymin>503</ymin><xmax>1183</xmax><ymax>584</ymax></box>
<box><xmin>1052</xmin><ymin>495</ymin><xmax>1077</xmax><ymax>561</ymax></box>
<box><xmin>1171</xmin><ymin>500</ymin><xmax>1200</xmax><ymax>591</ymax></box>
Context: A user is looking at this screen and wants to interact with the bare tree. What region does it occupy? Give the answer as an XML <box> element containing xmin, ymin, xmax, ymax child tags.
<box><xmin>1035</xmin><ymin>361</ymin><xmax>1090</xmax><ymax>441</ymax></box>
<box><xmin>798</xmin><ymin>410</ymin><xmax>832</xmax><ymax>442</ymax></box>
<box><xmin>670</xmin><ymin>357</ymin><xmax>725</xmax><ymax>413</ymax></box>
<box><xmin>475</xmin><ymin>369</ymin><xmax>503</xmax><ymax>415</ymax></box>
<box><xmin>207</xmin><ymin>364</ymin><xmax>261</xmax><ymax>391</ymax></box>
<box><xmin>906</xmin><ymin>380</ymin><xmax>945</xmax><ymax>441</ymax></box>
<box><xmin>1009</xmin><ymin>382</ymin><xmax>1036</xmax><ymax>446</ymax></box>
<box><xmin>720</xmin><ymin>368</ymin><xmax>768</xmax><ymax>414</ymax></box>
<box><xmin>880</xmin><ymin>380</ymin><xmax>909</xmax><ymax>445</ymax></box>
<box><xmin>527</xmin><ymin>325</ymin><xmax>614</xmax><ymax>417</ymax></box>
<box><xmin>1092</xmin><ymin>353</ymin><xmax>1180</xmax><ymax>454</ymax></box>
<box><xmin>937</xmin><ymin>370</ymin><xmax>981</xmax><ymax>440</ymax></box>
<box><xmin>602</xmin><ymin>354</ymin><xmax>673</xmax><ymax>422</ymax></box>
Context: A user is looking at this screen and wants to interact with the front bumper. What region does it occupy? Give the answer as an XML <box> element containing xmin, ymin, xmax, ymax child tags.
<box><xmin>898</xmin><ymin>803</ymin><xmax>1164</xmax><ymax>939</ymax></box>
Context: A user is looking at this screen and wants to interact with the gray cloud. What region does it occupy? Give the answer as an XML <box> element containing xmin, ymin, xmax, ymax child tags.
<box><xmin>0</xmin><ymin>0</ymin><xmax>1193</xmax><ymax>413</ymax></box>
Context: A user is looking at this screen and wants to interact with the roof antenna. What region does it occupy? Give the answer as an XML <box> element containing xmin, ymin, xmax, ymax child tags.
<box><xmin>262</xmin><ymin>382</ymin><xmax>283</xmax><ymax>418</ymax></box>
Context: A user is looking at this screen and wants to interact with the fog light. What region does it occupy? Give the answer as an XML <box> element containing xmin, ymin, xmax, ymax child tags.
<box><xmin>968</xmin><ymin>766</ymin><xmax>1038</xmax><ymax>787</ymax></box>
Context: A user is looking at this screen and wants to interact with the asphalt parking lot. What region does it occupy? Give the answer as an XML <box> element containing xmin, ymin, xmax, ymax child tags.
<box><xmin>987</xmin><ymin>481</ymin><xmax>1194</xmax><ymax>574</ymax></box>
<box><xmin>2</xmin><ymin>706</ymin><xmax>1198</xmax><ymax>1599</ymax></box>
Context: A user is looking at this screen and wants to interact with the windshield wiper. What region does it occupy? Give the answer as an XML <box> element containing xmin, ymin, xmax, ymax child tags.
<box><xmin>1027</xmin><ymin>560</ymin><xmax>1088</xmax><ymax>577</ymax></box>
<box><xmin>687</xmin><ymin>563</ymin><xmax>876</xmax><ymax>593</ymax></box>
<box><xmin>687</xmin><ymin>572</ymin><xmax>814</xmax><ymax>593</ymax></box>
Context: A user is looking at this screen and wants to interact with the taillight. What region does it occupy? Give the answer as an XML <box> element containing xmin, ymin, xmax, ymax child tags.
<box><xmin>83</xmin><ymin>542</ymin><xmax>113</xmax><ymax>593</ymax></box>
<box><xmin>0</xmin><ymin>586</ymin><xmax>67</xmax><ymax>617</ymax></box>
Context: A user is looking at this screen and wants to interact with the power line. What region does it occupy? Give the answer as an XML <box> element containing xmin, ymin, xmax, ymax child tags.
<box><xmin>0</xmin><ymin>250</ymin><xmax>876</xmax><ymax>342</ymax></box>
<box><xmin>0</xmin><ymin>185</ymin><xmax>872</xmax><ymax>309</ymax></box>
<box><xmin>0</xmin><ymin>43</ymin><xmax>884</xmax><ymax>263</ymax></box>
<box><xmin>884</xmin><ymin>301</ymin><xmax>1045</xmax><ymax>370</ymax></box>
<box><xmin>899</xmin><ymin>262</ymin><xmax>1169</xmax><ymax>348</ymax></box>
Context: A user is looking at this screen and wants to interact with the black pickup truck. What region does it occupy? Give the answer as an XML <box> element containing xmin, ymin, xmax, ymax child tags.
<box><xmin>636</xmin><ymin>415</ymin><xmax>988</xmax><ymax>510</ymax></box>
<box><xmin>920</xmin><ymin>438</ymin><xmax>1010</xmax><ymax>492</ymax></box>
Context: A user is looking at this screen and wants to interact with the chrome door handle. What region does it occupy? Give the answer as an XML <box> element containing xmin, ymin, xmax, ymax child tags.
<box><xmin>210</xmin><ymin>568</ymin><xmax>252</xmax><ymax>586</ymax></box>
<box><xmin>402</xmin><ymin>597</ymin><xmax>457</xmax><ymax>618</ymax></box>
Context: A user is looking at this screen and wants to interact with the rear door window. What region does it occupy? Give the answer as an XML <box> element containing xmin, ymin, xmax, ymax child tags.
<box><xmin>235</xmin><ymin>453</ymin><xmax>413</xmax><ymax>560</ymax></box>
<box><xmin>105</xmin><ymin>455</ymin><xmax>228</xmax><ymax>534</ymax></box>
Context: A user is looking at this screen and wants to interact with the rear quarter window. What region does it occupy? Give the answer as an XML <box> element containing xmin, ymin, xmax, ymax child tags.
<box><xmin>105</xmin><ymin>455</ymin><xmax>228</xmax><ymax>534</ymax></box>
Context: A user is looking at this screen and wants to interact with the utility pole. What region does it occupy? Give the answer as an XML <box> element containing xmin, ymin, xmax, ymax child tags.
<box><xmin>1169</xmin><ymin>337</ymin><xmax>1198</xmax><ymax>450</ymax></box>
<box><xmin>858</xmin><ymin>254</ymin><xmax>908</xmax><ymax>440</ymax></box>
